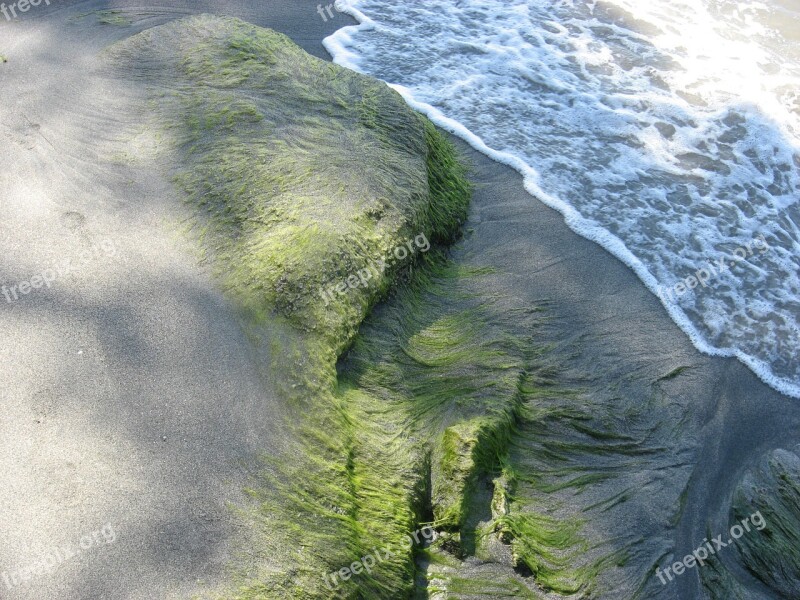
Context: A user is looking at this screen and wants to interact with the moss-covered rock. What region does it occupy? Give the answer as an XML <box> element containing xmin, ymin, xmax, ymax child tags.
<box><xmin>105</xmin><ymin>15</ymin><xmax>480</xmax><ymax>599</ymax></box>
<box><xmin>103</xmin><ymin>14</ymin><xmax>624</xmax><ymax>599</ymax></box>
<box><xmin>106</xmin><ymin>14</ymin><xmax>469</xmax><ymax>357</ymax></box>
<box><xmin>700</xmin><ymin>446</ymin><xmax>800</xmax><ymax>600</ymax></box>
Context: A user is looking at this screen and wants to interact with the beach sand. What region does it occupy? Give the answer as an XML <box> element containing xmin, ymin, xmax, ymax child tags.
<box><xmin>0</xmin><ymin>1</ymin><xmax>798</xmax><ymax>598</ymax></box>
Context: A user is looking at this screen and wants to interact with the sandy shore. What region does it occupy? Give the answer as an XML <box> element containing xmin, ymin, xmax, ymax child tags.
<box><xmin>1</xmin><ymin>2</ymin><xmax>798</xmax><ymax>599</ymax></box>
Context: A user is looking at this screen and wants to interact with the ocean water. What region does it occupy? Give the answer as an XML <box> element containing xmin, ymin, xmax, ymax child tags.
<box><xmin>325</xmin><ymin>0</ymin><xmax>800</xmax><ymax>398</ymax></box>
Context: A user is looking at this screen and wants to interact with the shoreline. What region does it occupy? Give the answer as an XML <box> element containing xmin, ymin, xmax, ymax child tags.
<box><xmin>323</xmin><ymin>2</ymin><xmax>800</xmax><ymax>402</ymax></box>
<box><xmin>321</xmin><ymin>7</ymin><xmax>800</xmax><ymax>599</ymax></box>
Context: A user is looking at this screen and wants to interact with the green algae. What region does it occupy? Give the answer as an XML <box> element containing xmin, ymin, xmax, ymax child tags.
<box><xmin>736</xmin><ymin>449</ymin><xmax>800</xmax><ymax>593</ymax></box>
<box><xmin>700</xmin><ymin>552</ymin><xmax>748</xmax><ymax>600</ymax></box>
<box><xmin>106</xmin><ymin>15</ymin><xmax>646</xmax><ymax>599</ymax></box>
<box><xmin>108</xmin><ymin>14</ymin><xmax>469</xmax><ymax>353</ymax></box>
<box><xmin>428</xmin><ymin>575</ymin><xmax>542</xmax><ymax>599</ymax></box>
<box><xmin>97</xmin><ymin>10</ymin><xmax>131</xmax><ymax>26</ymax></box>
<box><xmin>106</xmin><ymin>16</ymin><xmax>475</xmax><ymax>598</ymax></box>
<box><xmin>231</xmin><ymin>250</ymin><xmax>543</xmax><ymax>598</ymax></box>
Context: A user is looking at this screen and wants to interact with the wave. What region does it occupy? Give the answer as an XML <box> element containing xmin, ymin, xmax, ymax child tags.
<box><xmin>324</xmin><ymin>0</ymin><xmax>800</xmax><ymax>398</ymax></box>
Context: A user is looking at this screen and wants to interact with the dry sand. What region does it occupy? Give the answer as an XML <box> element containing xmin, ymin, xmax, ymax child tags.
<box><xmin>0</xmin><ymin>2</ymin><xmax>338</xmax><ymax>598</ymax></box>
<box><xmin>0</xmin><ymin>1</ymin><xmax>798</xmax><ymax>599</ymax></box>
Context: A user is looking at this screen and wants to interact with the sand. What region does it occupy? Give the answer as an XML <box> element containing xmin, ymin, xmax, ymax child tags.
<box><xmin>1</xmin><ymin>1</ymin><xmax>798</xmax><ymax>599</ymax></box>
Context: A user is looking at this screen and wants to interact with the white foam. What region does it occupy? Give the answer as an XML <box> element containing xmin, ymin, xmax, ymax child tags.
<box><xmin>325</xmin><ymin>0</ymin><xmax>800</xmax><ymax>398</ymax></box>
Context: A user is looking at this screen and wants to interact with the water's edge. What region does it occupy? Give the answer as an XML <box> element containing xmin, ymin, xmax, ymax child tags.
<box><xmin>323</xmin><ymin>4</ymin><xmax>800</xmax><ymax>400</ymax></box>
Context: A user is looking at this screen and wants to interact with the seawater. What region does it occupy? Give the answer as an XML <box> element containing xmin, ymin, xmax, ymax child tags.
<box><xmin>325</xmin><ymin>0</ymin><xmax>800</xmax><ymax>398</ymax></box>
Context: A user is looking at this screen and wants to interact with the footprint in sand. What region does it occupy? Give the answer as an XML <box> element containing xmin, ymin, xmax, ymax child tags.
<box><xmin>61</xmin><ymin>211</ymin><xmax>86</xmax><ymax>232</ymax></box>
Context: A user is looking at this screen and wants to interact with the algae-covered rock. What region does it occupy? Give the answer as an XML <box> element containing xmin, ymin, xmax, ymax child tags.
<box><xmin>104</xmin><ymin>14</ymin><xmax>477</xmax><ymax>599</ymax></box>
<box><xmin>701</xmin><ymin>445</ymin><xmax>800</xmax><ymax>600</ymax></box>
<box><xmin>735</xmin><ymin>447</ymin><xmax>800</xmax><ymax>596</ymax></box>
<box><xmin>106</xmin><ymin>14</ymin><xmax>469</xmax><ymax>355</ymax></box>
<box><xmin>339</xmin><ymin>257</ymin><xmax>543</xmax><ymax>596</ymax></box>
<box><xmin>435</xmin><ymin>417</ymin><xmax>515</xmax><ymax>531</ymax></box>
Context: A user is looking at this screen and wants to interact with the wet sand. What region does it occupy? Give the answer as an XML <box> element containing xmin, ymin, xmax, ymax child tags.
<box><xmin>450</xmin><ymin>136</ymin><xmax>800</xmax><ymax>599</ymax></box>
